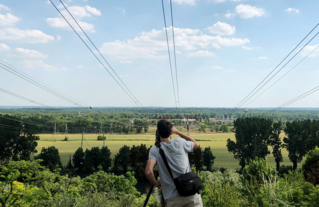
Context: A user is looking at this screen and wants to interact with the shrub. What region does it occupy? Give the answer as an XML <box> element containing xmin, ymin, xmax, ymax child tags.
<box><xmin>202</xmin><ymin>182</ymin><xmax>247</xmax><ymax>207</ymax></box>
<box><xmin>64</xmin><ymin>137</ymin><xmax>69</xmax><ymax>141</ymax></box>
<box><xmin>302</xmin><ymin>147</ymin><xmax>319</xmax><ymax>185</ymax></box>
<box><xmin>97</xmin><ymin>135</ymin><xmax>106</xmax><ymax>140</ymax></box>
<box><xmin>278</xmin><ymin>165</ymin><xmax>294</xmax><ymax>176</ymax></box>
<box><xmin>34</xmin><ymin>135</ymin><xmax>40</xmax><ymax>140</ymax></box>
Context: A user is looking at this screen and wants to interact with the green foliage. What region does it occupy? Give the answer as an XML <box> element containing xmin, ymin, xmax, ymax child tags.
<box><xmin>35</xmin><ymin>146</ymin><xmax>62</xmax><ymax>171</ymax></box>
<box><xmin>100</xmin><ymin>146</ymin><xmax>112</xmax><ymax>172</ymax></box>
<box><xmin>210</xmin><ymin>125</ymin><xmax>214</xmax><ymax>132</ymax></box>
<box><xmin>221</xmin><ymin>124</ymin><xmax>230</xmax><ymax>132</ymax></box>
<box><xmin>242</xmin><ymin>157</ymin><xmax>276</xmax><ymax>185</ymax></box>
<box><xmin>189</xmin><ymin>146</ymin><xmax>204</xmax><ymax>171</ymax></box>
<box><xmin>227</xmin><ymin>118</ymin><xmax>273</xmax><ymax>169</ymax></box>
<box><xmin>0</xmin><ymin>116</ymin><xmax>38</xmax><ymax>162</ymax></box>
<box><xmin>97</xmin><ymin>135</ymin><xmax>106</xmax><ymax>140</ymax></box>
<box><xmin>215</xmin><ymin>125</ymin><xmax>220</xmax><ymax>133</ymax></box>
<box><xmin>130</xmin><ymin>144</ymin><xmax>149</xmax><ymax>180</ymax></box>
<box><xmin>203</xmin><ymin>147</ymin><xmax>215</xmax><ymax>171</ymax></box>
<box><xmin>269</xmin><ymin>121</ymin><xmax>283</xmax><ymax>171</ymax></box>
<box><xmin>198</xmin><ymin>124</ymin><xmax>206</xmax><ymax>133</ymax></box>
<box><xmin>72</xmin><ymin>147</ymin><xmax>84</xmax><ymax>173</ymax></box>
<box><xmin>83</xmin><ymin>171</ymin><xmax>139</xmax><ymax>197</ymax></box>
<box><xmin>113</xmin><ymin>145</ymin><xmax>130</xmax><ymax>175</ymax></box>
<box><xmin>302</xmin><ymin>147</ymin><xmax>319</xmax><ymax>185</ymax></box>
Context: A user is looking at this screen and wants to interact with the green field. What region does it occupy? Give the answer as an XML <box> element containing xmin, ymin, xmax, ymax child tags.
<box><xmin>35</xmin><ymin>131</ymin><xmax>293</xmax><ymax>169</ymax></box>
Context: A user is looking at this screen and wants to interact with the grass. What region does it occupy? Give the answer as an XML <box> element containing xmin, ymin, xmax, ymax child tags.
<box><xmin>35</xmin><ymin>132</ymin><xmax>292</xmax><ymax>169</ymax></box>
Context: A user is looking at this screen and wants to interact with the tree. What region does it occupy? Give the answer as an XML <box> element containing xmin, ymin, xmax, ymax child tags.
<box><xmin>0</xmin><ymin>116</ymin><xmax>38</xmax><ymax>162</ymax></box>
<box><xmin>133</xmin><ymin>120</ymin><xmax>143</xmax><ymax>133</ymax></box>
<box><xmin>221</xmin><ymin>124</ymin><xmax>230</xmax><ymax>133</ymax></box>
<box><xmin>269</xmin><ymin>121</ymin><xmax>283</xmax><ymax>171</ymax></box>
<box><xmin>83</xmin><ymin>147</ymin><xmax>101</xmax><ymax>175</ymax></box>
<box><xmin>283</xmin><ymin>121</ymin><xmax>308</xmax><ymax>169</ymax></box>
<box><xmin>210</xmin><ymin>126</ymin><xmax>214</xmax><ymax>132</ymax></box>
<box><xmin>72</xmin><ymin>147</ymin><xmax>85</xmax><ymax>173</ymax></box>
<box><xmin>143</xmin><ymin>121</ymin><xmax>149</xmax><ymax>133</ymax></box>
<box><xmin>215</xmin><ymin>125</ymin><xmax>220</xmax><ymax>133</ymax></box>
<box><xmin>189</xmin><ymin>147</ymin><xmax>204</xmax><ymax>171</ymax></box>
<box><xmin>203</xmin><ymin>147</ymin><xmax>216</xmax><ymax>171</ymax></box>
<box><xmin>227</xmin><ymin>118</ymin><xmax>272</xmax><ymax>169</ymax></box>
<box><xmin>130</xmin><ymin>144</ymin><xmax>149</xmax><ymax>180</ymax></box>
<box><xmin>113</xmin><ymin>145</ymin><xmax>130</xmax><ymax>174</ymax></box>
<box><xmin>302</xmin><ymin>147</ymin><xmax>319</xmax><ymax>186</ymax></box>
<box><xmin>35</xmin><ymin>146</ymin><xmax>62</xmax><ymax>171</ymax></box>
<box><xmin>100</xmin><ymin>146</ymin><xmax>112</xmax><ymax>172</ymax></box>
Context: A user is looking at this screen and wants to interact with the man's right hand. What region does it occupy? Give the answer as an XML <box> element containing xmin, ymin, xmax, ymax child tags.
<box><xmin>172</xmin><ymin>127</ymin><xmax>179</xmax><ymax>134</ymax></box>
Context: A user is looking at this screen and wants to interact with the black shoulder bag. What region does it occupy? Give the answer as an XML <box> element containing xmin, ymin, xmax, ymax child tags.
<box><xmin>158</xmin><ymin>145</ymin><xmax>202</xmax><ymax>197</ymax></box>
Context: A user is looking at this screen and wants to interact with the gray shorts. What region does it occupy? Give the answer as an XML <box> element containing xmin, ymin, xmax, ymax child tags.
<box><xmin>166</xmin><ymin>193</ymin><xmax>203</xmax><ymax>207</ymax></box>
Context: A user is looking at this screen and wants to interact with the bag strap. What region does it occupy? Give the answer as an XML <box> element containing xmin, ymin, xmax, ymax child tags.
<box><xmin>158</xmin><ymin>144</ymin><xmax>174</xmax><ymax>179</ymax></box>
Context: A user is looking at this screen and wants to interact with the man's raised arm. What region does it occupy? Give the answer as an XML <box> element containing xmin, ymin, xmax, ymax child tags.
<box><xmin>172</xmin><ymin>127</ymin><xmax>199</xmax><ymax>149</ymax></box>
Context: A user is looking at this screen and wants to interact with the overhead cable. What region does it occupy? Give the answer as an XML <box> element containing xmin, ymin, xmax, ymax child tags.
<box><xmin>228</xmin><ymin>23</ymin><xmax>319</xmax><ymax>115</ymax></box>
<box><xmin>0</xmin><ymin>88</ymin><xmax>48</xmax><ymax>107</ymax></box>
<box><xmin>268</xmin><ymin>85</ymin><xmax>319</xmax><ymax>112</ymax></box>
<box><xmin>244</xmin><ymin>44</ymin><xmax>319</xmax><ymax>107</ymax></box>
<box><xmin>228</xmin><ymin>24</ymin><xmax>319</xmax><ymax>115</ymax></box>
<box><xmin>49</xmin><ymin>0</ymin><xmax>142</xmax><ymax>107</ymax></box>
<box><xmin>0</xmin><ymin>61</ymin><xmax>88</xmax><ymax>107</ymax></box>
<box><xmin>169</xmin><ymin>0</ymin><xmax>180</xmax><ymax>108</ymax></box>
<box><xmin>161</xmin><ymin>0</ymin><xmax>178</xmax><ymax>110</ymax></box>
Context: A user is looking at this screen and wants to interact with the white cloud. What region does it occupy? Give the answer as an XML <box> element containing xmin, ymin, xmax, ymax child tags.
<box><xmin>117</xmin><ymin>7</ymin><xmax>126</xmax><ymax>14</ymax></box>
<box><xmin>77</xmin><ymin>65</ymin><xmax>84</xmax><ymax>68</ymax></box>
<box><xmin>225</xmin><ymin>11</ymin><xmax>236</xmax><ymax>19</ymax></box>
<box><xmin>207</xmin><ymin>22</ymin><xmax>236</xmax><ymax>36</ymax></box>
<box><xmin>301</xmin><ymin>44</ymin><xmax>319</xmax><ymax>57</ymax></box>
<box><xmin>0</xmin><ymin>43</ymin><xmax>10</xmax><ymax>51</ymax></box>
<box><xmin>235</xmin><ymin>4</ymin><xmax>266</xmax><ymax>19</ymax></box>
<box><xmin>85</xmin><ymin>5</ymin><xmax>101</xmax><ymax>16</ymax></box>
<box><xmin>0</xmin><ymin>4</ymin><xmax>10</xmax><ymax>11</ymax></box>
<box><xmin>14</xmin><ymin>48</ymin><xmax>48</xmax><ymax>58</ymax></box>
<box><xmin>62</xmin><ymin>66</ymin><xmax>67</xmax><ymax>71</ymax></box>
<box><xmin>285</xmin><ymin>8</ymin><xmax>300</xmax><ymax>13</ymax></box>
<box><xmin>56</xmin><ymin>35</ymin><xmax>62</xmax><ymax>41</ymax></box>
<box><xmin>100</xmin><ymin>27</ymin><xmax>250</xmax><ymax>60</ymax></box>
<box><xmin>0</xmin><ymin>28</ymin><xmax>55</xmax><ymax>43</ymax></box>
<box><xmin>257</xmin><ymin>56</ymin><xmax>268</xmax><ymax>59</ymax></box>
<box><xmin>46</xmin><ymin>5</ymin><xmax>101</xmax><ymax>32</ymax></box>
<box><xmin>212</xmin><ymin>65</ymin><xmax>223</xmax><ymax>69</ymax></box>
<box><xmin>187</xmin><ymin>50</ymin><xmax>215</xmax><ymax>57</ymax></box>
<box><xmin>47</xmin><ymin>18</ymin><xmax>95</xmax><ymax>32</ymax></box>
<box><xmin>18</xmin><ymin>60</ymin><xmax>57</xmax><ymax>71</ymax></box>
<box><xmin>0</xmin><ymin>13</ymin><xmax>20</xmax><ymax>26</ymax></box>
<box><xmin>172</xmin><ymin>0</ymin><xmax>197</xmax><ymax>5</ymax></box>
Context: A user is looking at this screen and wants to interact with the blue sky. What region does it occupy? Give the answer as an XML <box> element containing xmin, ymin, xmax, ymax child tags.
<box><xmin>0</xmin><ymin>0</ymin><xmax>319</xmax><ymax>108</ymax></box>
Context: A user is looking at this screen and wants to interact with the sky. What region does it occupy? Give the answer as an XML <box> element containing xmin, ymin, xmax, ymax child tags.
<box><xmin>0</xmin><ymin>0</ymin><xmax>319</xmax><ymax>108</ymax></box>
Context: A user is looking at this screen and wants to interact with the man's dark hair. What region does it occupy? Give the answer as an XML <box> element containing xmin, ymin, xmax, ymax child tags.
<box><xmin>157</xmin><ymin>120</ymin><xmax>173</xmax><ymax>138</ymax></box>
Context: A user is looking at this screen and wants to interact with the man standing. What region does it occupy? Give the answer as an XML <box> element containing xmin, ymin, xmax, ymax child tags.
<box><xmin>145</xmin><ymin>120</ymin><xmax>203</xmax><ymax>207</ymax></box>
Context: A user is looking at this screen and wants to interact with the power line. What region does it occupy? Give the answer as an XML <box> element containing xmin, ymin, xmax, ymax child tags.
<box><xmin>58</xmin><ymin>0</ymin><xmax>143</xmax><ymax>108</ymax></box>
<box><xmin>244</xmin><ymin>44</ymin><xmax>319</xmax><ymax>107</ymax></box>
<box><xmin>161</xmin><ymin>0</ymin><xmax>178</xmax><ymax>110</ymax></box>
<box><xmin>0</xmin><ymin>60</ymin><xmax>88</xmax><ymax>107</ymax></box>
<box><xmin>268</xmin><ymin>85</ymin><xmax>319</xmax><ymax>112</ymax></box>
<box><xmin>0</xmin><ymin>88</ymin><xmax>48</xmax><ymax>107</ymax></box>
<box><xmin>0</xmin><ymin>61</ymin><xmax>88</xmax><ymax>107</ymax></box>
<box><xmin>49</xmin><ymin>0</ymin><xmax>142</xmax><ymax>107</ymax></box>
<box><xmin>228</xmin><ymin>23</ymin><xmax>319</xmax><ymax>115</ymax></box>
<box><xmin>229</xmin><ymin>26</ymin><xmax>319</xmax><ymax>115</ymax></box>
<box><xmin>169</xmin><ymin>0</ymin><xmax>180</xmax><ymax>108</ymax></box>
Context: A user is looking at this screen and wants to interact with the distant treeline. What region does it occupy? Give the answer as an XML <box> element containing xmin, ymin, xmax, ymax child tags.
<box><xmin>1</xmin><ymin>108</ymin><xmax>319</xmax><ymax>134</ymax></box>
